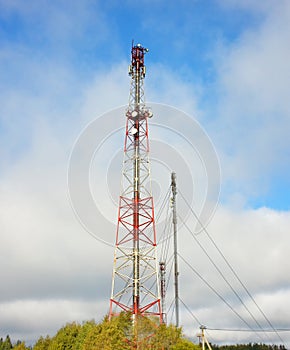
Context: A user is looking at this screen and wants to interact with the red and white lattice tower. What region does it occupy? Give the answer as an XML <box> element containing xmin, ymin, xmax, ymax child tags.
<box><xmin>109</xmin><ymin>43</ymin><xmax>162</xmax><ymax>324</ymax></box>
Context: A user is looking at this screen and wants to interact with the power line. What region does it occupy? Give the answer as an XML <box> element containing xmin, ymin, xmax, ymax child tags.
<box><xmin>178</xmin><ymin>190</ymin><xmax>285</xmax><ymax>346</ymax></box>
<box><xmin>156</xmin><ymin>185</ymin><xmax>171</xmax><ymax>226</ymax></box>
<box><xmin>178</xmin><ymin>254</ymin><xmax>255</xmax><ymax>331</ymax></box>
<box><xmin>177</xmin><ymin>212</ymin><xmax>267</xmax><ymax>334</ymax></box>
<box><xmin>165</xmin><ymin>254</ymin><xmax>174</xmax><ymax>291</ymax></box>
<box><xmin>179</xmin><ymin>297</ymin><xmax>202</xmax><ymax>326</ymax></box>
<box><xmin>155</xmin><ymin>183</ymin><xmax>286</xmax><ymax>347</ymax></box>
<box><xmin>207</xmin><ymin>328</ymin><xmax>290</xmax><ymax>333</ymax></box>
<box><xmin>158</xmin><ymin>189</ymin><xmax>263</xmax><ymax>339</ymax></box>
<box><xmin>158</xmin><ymin>185</ymin><xmax>172</xmax><ymax>261</ymax></box>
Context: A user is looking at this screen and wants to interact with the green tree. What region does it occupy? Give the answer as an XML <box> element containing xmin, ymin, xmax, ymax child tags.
<box><xmin>33</xmin><ymin>335</ymin><xmax>51</xmax><ymax>350</ymax></box>
<box><xmin>13</xmin><ymin>342</ymin><xmax>29</xmax><ymax>350</ymax></box>
<box><xmin>2</xmin><ymin>335</ymin><xmax>12</xmax><ymax>350</ymax></box>
<box><xmin>48</xmin><ymin>322</ymin><xmax>81</xmax><ymax>350</ymax></box>
<box><xmin>30</xmin><ymin>313</ymin><xmax>199</xmax><ymax>350</ymax></box>
<box><xmin>172</xmin><ymin>338</ymin><xmax>199</xmax><ymax>349</ymax></box>
<box><xmin>146</xmin><ymin>322</ymin><xmax>198</xmax><ymax>350</ymax></box>
<box><xmin>83</xmin><ymin>313</ymin><xmax>131</xmax><ymax>350</ymax></box>
<box><xmin>74</xmin><ymin>321</ymin><xmax>96</xmax><ymax>350</ymax></box>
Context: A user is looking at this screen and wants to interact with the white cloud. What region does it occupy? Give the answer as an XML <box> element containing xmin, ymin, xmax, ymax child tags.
<box><xmin>216</xmin><ymin>0</ymin><xmax>282</xmax><ymax>13</ymax></box>
<box><xmin>210</xmin><ymin>0</ymin><xmax>290</xmax><ymax>205</ymax></box>
<box><xmin>176</xmin><ymin>206</ymin><xmax>290</xmax><ymax>346</ymax></box>
<box><xmin>0</xmin><ymin>299</ymin><xmax>107</xmax><ymax>344</ymax></box>
<box><xmin>0</xmin><ymin>55</ymin><xmax>123</xmax><ymax>344</ymax></box>
<box><xmin>147</xmin><ymin>64</ymin><xmax>202</xmax><ymax>118</ymax></box>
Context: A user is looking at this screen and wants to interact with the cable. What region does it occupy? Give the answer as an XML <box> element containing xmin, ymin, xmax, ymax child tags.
<box><xmin>207</xmin><ymin>327</ymin><xmax>290</xmax><ymax>333</ymax></box>
<box><xmin>179</xmin><ymin>254</ymin><xmax>258</xmax><ymax>331</ymax></box>
<box><xmin>177</xmin><ymin>212</ymin><xmax>266</xmax><ymax>334</ymax></box>
<box><xmin>161</xmin><ymin>187</ymin><xmax>255</xmax><ymax>335</ymax></box>
<box><xmin>167</xmin><ymin>297</ymin><xmax>175</xmax><ymax>324</ymax></box>
<box><xmin>165</xmin><ymin>254</ymin><xmax>174</xmax><ymax>291</ymax></box>
<box><xmin>179</xmin><ymin>190</ymin><xmax>285</xmax><ymax>346</ymax></box>
<box><xmin>158</xmin><ymin>183</ymin><xmax>267</xmax><ymax>341</ymax></box>
<box><xmin>158</xmin><ymin>187</ymin><xmax>172</xmax><ymax>261</ymax></box>
<box><xmin>157</xmin><ymin>186</ymin><xmax>171</xmax><ymax>235</ymax></box>
<box><xmin>179</xmin><ymin>297</ymin><xmax>202</xmax><ymax>326</ymax></box>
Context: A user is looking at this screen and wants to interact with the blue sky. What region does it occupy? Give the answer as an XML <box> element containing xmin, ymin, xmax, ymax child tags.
<box><xmin>0</xmin><ymin>1</ymin><xmax>264</xmax><ymax>85</ymax></box>
<box><xmin>1</xmin><ymin>0</ymin><xmax>289</xmax><ymax>210</ymax></box>
<box><xmin>0</xmin><ymin>1</ymin><xmax>262</xmax><ymax>89</ymax></box>
<box><xmin>0</xmin><ymin>0</ymin><xmax>290</xmax><ymax>347</ymax></box>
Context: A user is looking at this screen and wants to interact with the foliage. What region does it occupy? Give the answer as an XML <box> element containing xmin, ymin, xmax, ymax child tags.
<box><xmin>33</xmin><ymin>336</ymin><xmax>50</xmax><ymax>350</ymax></box>
<box><xmin>82</xmin><ymin>313</ymin><xmax>131</xmax><ymax>350</ymax></box>
<box><xmin>12</xmin><ymin>342</ymin><xmax>29</xmax><ymax>350</ymax></box>
<box><xmin>0</xmin><ymin>337</ymin><xmax>30</xmax><ymax>350</ymax></box>
<box><xmin>29</xmin><ymin>312</ymin><xmax>198</xmax><ymax>349</ymax></box>
<box><xmin>47</xmin><ymin>321</ymin><xmax>81</xmax><ymax>350</ymax></box>
<box><xmin>1</xmin><ymin>316</ymin><xmax>286</xmax><ymax>350</ymax></box>
<box><xmin>0</xmin><ymin>335</ymin><xmax>13</xmax><ymax>350</ymax></box>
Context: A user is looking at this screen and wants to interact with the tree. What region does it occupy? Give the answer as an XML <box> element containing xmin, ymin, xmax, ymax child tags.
<box><xmin>74</xmin><ymin>321</ymin><xmax>96</xmax><ymax>350</ymax></box>
<box><xmin>33</xmin><ymin>335</ymin><xmax>51</xmax><ymax>350</ymax></box>
<box><xmin>146</xmin><ymin>322</ymin><xmax>199</xmax><ymax>350</ymax></box>
<box><xmin>13</xmin><ymin>342</ymin><xmax>29</xmax><ymax>350</ymax></box>
<box><xmin>48</xmin><ymin>322</ymin><xmax>81</xmax><ymax>350</ymax></box>
<box><xmin>82</xmin><ymin>313</ymin><xmax>131</xmax><ymax>350</ymax></box>
<box><xmin>1</xmin><ymin>335</ymin><xmax>12</xmax><ymax>350</ymax></box>
<box><xmin>29</xmin><ymin>313</ymin><xmax>200</xmax><ymax>350</ymax></box>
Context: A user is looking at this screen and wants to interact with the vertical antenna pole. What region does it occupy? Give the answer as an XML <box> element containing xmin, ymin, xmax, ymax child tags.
<box><xmin>132</xmin><ymin>45</ymin><xmax>141</xmax><ymax>325</ymax></box>
<box><xmin>159</xmin><ymin>261</ymin><xmax>166</xmax><ymax>324</ymax></box>
<box><xmin>171</xmin><ymin>172</ymin><xmax>179</xmax><ymax>327</ymax></box>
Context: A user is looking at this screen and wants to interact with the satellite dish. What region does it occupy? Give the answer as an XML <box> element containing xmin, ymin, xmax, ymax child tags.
<box><xmin>131</xmin><ymin>127</ymin><xmax>138</xmax><ymax>135</ymax></box>
<box><xmin>132</xmin><ymin>110</ymin><xmax>138</xmax><ymax>118</ymax></box>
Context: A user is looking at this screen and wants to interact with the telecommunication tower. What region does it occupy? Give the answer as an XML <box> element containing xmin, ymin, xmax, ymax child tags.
<box><xmin>109</xmin><ymin>43</ymin><xmax>162</xmax><ymax>325</ymax></box>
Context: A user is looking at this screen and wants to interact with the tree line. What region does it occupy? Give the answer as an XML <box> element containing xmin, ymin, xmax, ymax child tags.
<box><xmin>1</xmin><ymin>313</ymin><xmax>197</xmax><ymax>350</ymax></box>
<box><xmin>0</xmin><ymin>313</ymin><xmax>286</xmax><ymax>350</ymax></box>
<box><xmin>211</xmin><ymin>345</ymin><xmax>286</xmax><ymax>350</ymax></box>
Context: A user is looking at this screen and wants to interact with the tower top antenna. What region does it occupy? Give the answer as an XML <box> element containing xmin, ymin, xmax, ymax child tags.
<box><xmin>129</xmin><ymin>43</ymin><xmax>149</xmax><ymax>78</ymax></box>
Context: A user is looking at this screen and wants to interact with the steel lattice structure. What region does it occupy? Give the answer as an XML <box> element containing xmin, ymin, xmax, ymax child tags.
<box><xmin>109</xmin><ymin>44</ymin><xmax>162</xmax><ymax>324</ymax></box>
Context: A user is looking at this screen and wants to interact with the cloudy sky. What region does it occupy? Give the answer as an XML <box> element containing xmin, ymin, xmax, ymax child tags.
<box><xmin>1</xmin><ymin>0</ymin><xmax>290</xmax><ymax>347</ymax></box>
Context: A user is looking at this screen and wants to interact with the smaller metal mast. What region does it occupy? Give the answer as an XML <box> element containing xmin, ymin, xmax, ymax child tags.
<box><xmin>171</xmin><ymin>172</ymin><xmax>180</xmax><ymax>327</ymax></box>
<box><xmin>159</xmin><ymin>261</ymin><xmax>166</xmax><ymax>324</ymax></box>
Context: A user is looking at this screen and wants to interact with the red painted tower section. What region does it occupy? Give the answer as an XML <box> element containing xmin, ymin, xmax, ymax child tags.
<box><xmin>109</xmin><ymin>44</ymin><xmax>162</xmax><ymax>325</ymax></box>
